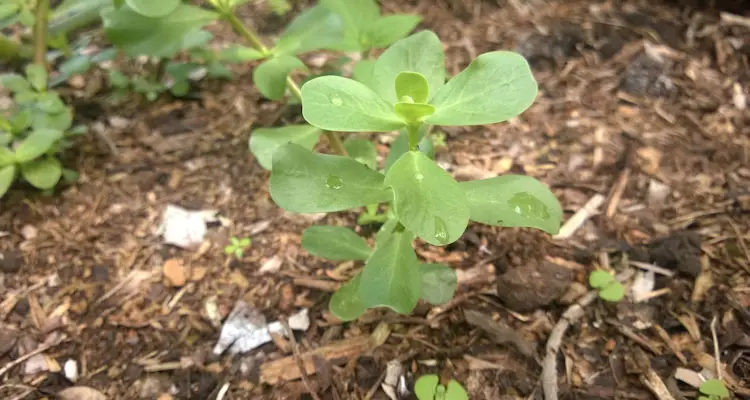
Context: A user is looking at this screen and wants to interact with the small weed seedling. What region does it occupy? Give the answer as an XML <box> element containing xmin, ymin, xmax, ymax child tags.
<box><xmin>269</xmin><ymin>30</ymin><xmax>563</xmax><ymax>320</ymax></box>
<box><xmin>1</xmin><ymin>65</ymin><xmax>86</xmax><ymax>198</ymax></box>
<box><xmin>698</xmin><ymin>379</ymin><xmax>730</xmax><ymax>400</ymax></box>
<box><xmin>224</xmin><ymin>236</ymin><xmax>252</xmax><ymax>259</ymax></box>
<box><xmin>414</xmin><ymin>375</ymin><xmax>468</xmax><ymax>400</ymax></box>
<box><xmin>589</xmin><ymin>270</ymin><xmax>625</xmax><ymax>302</ymax></box>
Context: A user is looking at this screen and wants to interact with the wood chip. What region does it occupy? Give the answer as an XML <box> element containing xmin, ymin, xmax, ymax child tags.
<box><xmin>163</xmin><ymin>259</ymin><xmax>187</xmax><ymax>287</ymax></box>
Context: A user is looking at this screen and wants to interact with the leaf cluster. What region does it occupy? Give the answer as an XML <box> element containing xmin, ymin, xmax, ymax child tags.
<box><xmin>414</xmin><ymin>375</ymin><xmax>468</xmax><ymax>400</ymax></box>
<box><xmin>267</xmin><ymin>30</ymin><xmax>562</xmax><ymax>320</ymax></box>
<box><xmin>588</xmin><ymin>270</ymin><xmax>625</xmax><ymax>302</ymax></box>
<box><xmin>1</xmin><ymin>65</ymin><xmax>85</xmax><ymax>198</ymax></box>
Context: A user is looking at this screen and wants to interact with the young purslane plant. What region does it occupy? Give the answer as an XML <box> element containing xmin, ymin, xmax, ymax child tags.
<box><xmin>0</xmin><ymin>65</ymin><xmax>86</xmax><ymax>198</ymax></box>
<box><xmin>268</xmin><ymin>31</ymin><xmax>563</xmax><ymax>320</ymax></box>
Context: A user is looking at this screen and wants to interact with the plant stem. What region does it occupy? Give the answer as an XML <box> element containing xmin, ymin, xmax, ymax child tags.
<box><xmin>407</xmin><ymin>124</ymin><xmax>420</xmax><ymax>151</ymax></box>
<box><xmin>222</xmin><ymin>10</ymin><xmax>348</xmax><ymax>156</ymax></box>
<box><xmin>33</xmin><ymin>0</ymin><xmax>50</xmax><ymax>68</ymax></box>
<box><xmin>224</xmin><ymin>12</ymin><xmax>270</xmax><ymax>54</ymax></box>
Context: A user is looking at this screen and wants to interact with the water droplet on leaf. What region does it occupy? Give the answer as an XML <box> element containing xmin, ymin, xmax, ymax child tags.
<box><xmin>329</xmin><ymin>94</ymin><xmax>343</xmax><ymax>106</ymax></box>
<box><xmin>325</xmin><ymin>175</ymin><xmax>343</xmax><ymax>189</ymax></box>
<box><xmin>433</xmin><ymin>217</ymin><xmax>449</xmax><ymax>244</ymax></box>
<box><xmin>415</xmin><ymin>173</ymin><xmax>424</xmax><ymax>181</ymax></box>
<box><xmin>507</xmin><ymin>192</ymin><xmax>551</xmax><ymax>220</ymax></box>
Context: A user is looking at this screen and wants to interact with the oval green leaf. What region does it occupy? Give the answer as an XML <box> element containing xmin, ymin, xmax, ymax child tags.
<box><xmin>344</xmin><ymin>138</ymin><xmax>378</xmax><ymax>170</ymax></box>
<box><xmin>445</xmin><ymin>380</ymin><xmax>469</xmax><ymax>400</ymax></box>
<box><xmin>352</xmin><ymin>60</ymin><xmax>376</xmax><ymax>89</ymax></box>
<box><xmin>700</xmin><ymin>379</ymin><xmax>729</xmax><ymax>398</ymax></box>
<box><xmin>395</xmin><ymin>71</ymin><xmax>429</xmax><ymax>104</ymax></box>
<box><xmin>460</xmin><ymin>175</ymin><xmax>562</xmax><ymax>235</ymax></box>
<box><xmin>427</xmin><ymin>51</ymin><xmax>538</xmax><ymax>126</ymax></box>
<box><xmin>217</xmin><ymin>45</ymin><xmax>265</xmax><ymax>62</ymax></box>
<box><xmin>14</xmin><ymin>129</ymin><xmax>63</xmax><ymax>163</ymax></box>
<box><xmin>358</xmin><ymin>226</ymin><xmax>421</xmax><ymax>314</ymax></box>
<box><xmin>301</xmin><ymin>76</ymin><xmax>404</xmax><ymax>132</ymax></box>
<box><xmin>414</xmin><ymin>375</ymin><xmax>439</xmax><ymax>400</ymax></box>
<box><xmin>598</xmin><ymin>282</ymin><xmax>625</xmax><ymax>302</ymax></box>
<box><xmin>249</xmin><ymin>124</ymin><xmax>321</xmax><ymax>170</ymax></box>
<box><xmin>371</xmin><ymin>30</ymin><xmax>445</xmax><ymax>104</ymax></box>
<box><xmin>272</xmin><ymin>4</ymin><xmax>344</xmax><ymax>56</ymax></box>
<box><xmin>0</xmin><ymin>73</ymin><xmax>31</xmax><ymax>93</ymax></box>
<box><xmin>385</xmin><ymin>151</ymin><xmax>469</xmax><ymax>246</ymax></box>
<box><xmin>269</xmin><ymin>143</ymin><xmax>392</xmax><ymax>213</ymax></box>
<box><xmin>253</xmin><ymin>55</ymin><xmax>306</xmax><ymax>100</ymax></box>
<box><xmin>0</xmin><ymin>165</ymin><xmax>16</xmax><ymax>198</ymax></box>
<box><xmin>420</xmin><ymin>263</ymin><xmax>457</xmax><ymax>305</ymax></box>
<box><xmin>20</xmin><ymin>157</ymin><xmax>62</xmax><ymax>189</ymax></box>
<box><xmin>366</xmin><ymin>14</ymin><xmax>422</xmax><ymax>49</ymax></box>
<box><xmin>302</xmin><ymin>225</ymin><xmax>372</xmax><ymax>261</ymax></box>
<box><xmin>384</xmin><ymin>127</ymin><xmax>432</xmax><ymax>173</ymax></box>
<box><xmin>319</xmin><ymin>0</ymin><xmax>379</xmax><ymax>51</ymax></box>
<box><xmin>0</xmin><ymin>147</ymin><xmax>14</xmax><ymax>166</ymax></box>
<box><xmin>330</xmin><ymin>273</ymin><xmax>367</xmax><ymax>321</ymax></box>
<box><xmin>125</xmin><ymin>0</ymin><xmax>180</xmax><ymax>18</ymax></box>
<box><xmin>589</xmin><ymin>270</ymin><xmax>615</xmax><ymax>289</ymax></box>
<box><xmin>394</xmin><ymin>102</ymin><xmax>435</xmax><ymax>125</ymax></box>
<box><xmin>24</xmin><ymin>64</ymin><xmax>47</xmax><ymax>92</ymax></box>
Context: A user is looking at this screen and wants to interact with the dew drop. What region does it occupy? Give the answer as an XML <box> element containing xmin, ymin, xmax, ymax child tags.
<box><xmin>415</xmin><ymin>173</ymin><xmax>424</xmax><ymax>181</ymax></box>
<box><xmin>329</xmin><ymin>94</ymin><xmax>343</xmax><ymax>106</ymax></box>
<box><xmin>433</xmin><ymin>217</ymin><xmax>449</xmax><ymax>244</ymax></box>
<box><xmin>325</xmin><ymin>175</ymin><xmax>343</xmax><ymax>189</ymax></box>
<box><xmin>507</xmin><ymin>192</ymin><xmax>550</xmax><ymax>220</ymax></box>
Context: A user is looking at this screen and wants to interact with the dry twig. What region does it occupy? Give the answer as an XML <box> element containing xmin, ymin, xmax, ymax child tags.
<box><xmin>0</xmin><ymin>334</ymin><xmax>67</xmax><ymax>378</ymax></box>
<box><xmin>282</xmin><ymin>318</ymin><xmax>322</xmax><ymax>400</ymax></box>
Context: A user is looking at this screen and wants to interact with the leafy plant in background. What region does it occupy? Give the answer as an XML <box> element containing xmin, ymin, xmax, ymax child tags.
<box><xmin>698</xmin><ymin>379</ymin><xmax>730</xmax><ymax>400</ymax></box>
<box><xmin>414</xmin><ymin>375</ymin><xmax>468</xmax><ymax>400</ymax></box>
<box><xmin>224</xmin><ymin>236</ymin><xmax>252</xmax><ymax>259</ymax></box>
<box><xmin>0</xmin><ymin>65</ymin><xmax>86</xmax><ymax>198</ymax></box>
<box><xmin>588</xmin><ymin>269</ymin><xmax>625</xmax><ymax>302</ymax></box>
<box><xmin>269</xmin><ymin>30</ymin><xmax>562</xmax><ymax>320</ymax></box>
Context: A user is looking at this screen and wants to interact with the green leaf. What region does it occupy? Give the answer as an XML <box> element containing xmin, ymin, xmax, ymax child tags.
<box><xmin>700</xmin><ymin>380</ymin><xmax>729</xmax><ymax>398</ymax></box>
<box><xmin>31</xmin><ymin>107</ymin><xmax>73</xmax><ymax>131</ymax></box>
<box><xmin>385</xmin><ymin>151</ymin><xmax>469</xmax><ymax>246</ymax></box>
<box><xmin>420</xmin><ymin>263</ymin><xmax>457</xmax><ymax>305</ymax></box>
<box><xmin>206</xmin><ymin>61</ymin><xmax>232</xmax><ymax>79</ymax></box>
<box><xmin>10</xmin><ymin>109</ymin><xmax>32</xmax><ymax>133</ymax></box>
<box><xmin>414</xmin><ymin>375</ymin><xmax>439</xmax><ymax>400</ymax></box>
<box><xmin>352</xmin><ymin>59</ymin><xmax>376</xmax><ymax>89</ymax></box>
<box><xmin>301</xmin><ymin>76</ymin><xmax>404</xmax><ymax>132</ymax></box>
<box><xmin>14</xmin><ymin>129</ymin><xmax>63</xmax><ymax>163</ymax></box>
<box><xmin>302</xmin><ymin>225</ymin><xmax>372</xmax><ymax>261</ymax></box>
<box><xmin>460</xmin><ymin>175</ymin><xmax>562</xmax><ymax>234</ymax></box>
<box><xmin>330</xmin><ymin>272</ymin><xmax>366</xmax><ymax>321</ymax></box>
<box><xmin>58</xmin><ymin>54</ymin><xmax>92</xmax><ymax>78</ymax></box>
<box><xmin>0</xmin><ymin>74</ymin><xmax>31</xmax><ymax>93</ymax></box>
<box><xmin>21</xmin><ymin>157</ymin><xmax>62</xmax><ymax>189</ymax></box>
<box><xmin>366</xmin><ymin>15</ymin><xmax>422</xmax><ymax>49</ymax></box>
<box><xmin>344</xmin><ymin>138</ymin><xmax>377</xmax><ymax>169</ymax></box>
<box><xmin>217</xmin><ymin>45</ymin><xmax>265</xmax><ymax>62</ymax></box>
<box><xmin>125</xmin><ymin>0</ymin><xmax>180</xmax><ymax>18</ymax></box>
<box><xmin>61</xmin><ymin>168</ymin><xmax>79</xmax><ymax>182</ymax></box>
<box><xmin>320</xmin><ymin>0</ymin><xmax>379</xmax><ymax>51</ymax></box>
<box><xmin>427</xmin><ymin>51</ymin><xmax>537</xmax><ymax>126</ymax></box>
<box><xmin>0</xmin><ymin>165</ymin><xmax>15</xmax><ymax>198</ymax></box>
<box><xmin>102</xmin><ymin>4</ymin><xmax>218</xmax><ymax>58</ymax></box>
<box><xmin>445</xmin><ymin>380</ymin><xmax>469</xmax><ymax>400</ymax></box>
<box><xmin>589</xmin><ymin>270</ymin><xmax>615</xmax><ymax>289</ymax></box>
<box><xmin>395</xmin><ymin>71</ymin><xmax>430</xmax><ymax>104</ymax></box>
<box><xmin>253</xmin><ymin>55</ymin><xmax>306</xmax><ymax>100</ymax></box>
<box><xmin>384</xmin><ymin>127</ymin><xmax>432</xmax><ymax>173</ymax></box>
<box><xmin>37</xmin><ymin>92</ymin><xmax>67</xmax><ymax>114</ymax></box>
<box><xmin>249</xmin><ymin>124</ymin><xmax>322</xmax><ymax>170</ymax></box>
<box><xmin>272</xmin><ymin>4</ymin><xmax>344</xmax><ymax>56</ymax></box>
<box><xmin>25</xmin><ymin>64</ymin><xmax>48</xmax><ymax>91</ymax></box>
<box><xmin>270</xmin><ymin>143</ymin><xmax>392</xmax><ymax>213</ymax></box>
<box><xmin>0</xmin><ymin>147</ymin><xmax>14</xmax><ymax>166</ymax></box>
<box><xmin>598</xmin><ymin>282</ymin><xmax>625</xmax><ymax>302</ymax></box>
<box><xmin>0</xmin><ymin>4</ymin><xmax>19</xmax><ymax>21</ymax></box>
<box><xmin>358</xmin><ymin>226</ymin><xmax>421</xmax><ymax>313</ymax></box>
<box><xmin>394</xmin><ymin>102</ymin><xmax>435</xmax><ymax>124</ymax></box>
<box><xmin>371</xmin><ymin>30</ymin><xmax>445</xmax><ymax>104</ymax></box>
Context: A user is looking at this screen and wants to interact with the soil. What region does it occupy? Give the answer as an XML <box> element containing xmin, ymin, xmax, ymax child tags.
<box><xmin>1</xmin><ymin>0</ymin><xmax>750</xmax><ymax>399</ymax></box>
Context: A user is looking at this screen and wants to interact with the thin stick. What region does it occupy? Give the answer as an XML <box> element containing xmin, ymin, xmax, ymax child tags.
<box><xmin>0</xmin><ymin>334</ymin><xmax>67</xmax><ymax>378</ymax></box>
<box><xmin>282</xmin><ymin>319</ymin><xmax>322</xmax><ymax>400</ymax></box>
<box><xmin>710</xmin><ymin>316</ymin><xmax>722</xmax><ymax>380</ymax></box>
<box><xmin>542</xmin><ymin>271</ymin><xmax>634</xmax><ymax>400</ymax></box>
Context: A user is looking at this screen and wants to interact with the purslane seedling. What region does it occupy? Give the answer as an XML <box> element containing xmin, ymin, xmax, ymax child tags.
<box><xmin>269</xmin><ymin>30</ymin><xmax>563</xmax><ymax>320</ymax></box>
<box><xmin>588</xmin><ymin>269</ymin><xmax>625</xmax><ymax>302</ymax></box>
<box><xmin>414</xmin><ymin>374</ymin><xmax>468</xmax><ymax>400</ymax></box>
<box><xmin>224</xmin><ymin>236</ymin><xmax>252</xmax><ymax>259</ymax></box>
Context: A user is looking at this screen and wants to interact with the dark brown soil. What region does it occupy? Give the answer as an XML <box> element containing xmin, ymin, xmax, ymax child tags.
<box><xmin>1</xmin><ymin>0</ymin><xmax>749</xmax><ymax>399</ymax></box>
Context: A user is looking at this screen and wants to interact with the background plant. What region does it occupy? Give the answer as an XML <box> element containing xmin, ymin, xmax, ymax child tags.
<box><xmin>224</xmin><ymin>236</ymin><xmax>252</xmax><ymax>259</ymax></box>
<box><xmin>268</xmin><ymin>30</ymin><xmax>563</xmax><ymax>320</ymax></box>
<box><xmin>588</xmin><ymin>269</ymin><xmax>625</xmax><ymax>302</ymax></box>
